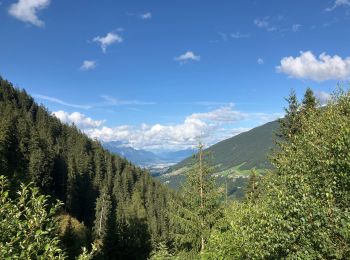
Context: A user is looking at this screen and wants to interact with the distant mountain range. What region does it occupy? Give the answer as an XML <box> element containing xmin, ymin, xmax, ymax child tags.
<box><xmin>157</xmin><ymin>120</ymin><xmax>280</xmax><ymax>199</ymax></box>
<box><xmin>102</xmin><ymin>141</ymin><xmax>195</xmax><ymax>171</ymax></box>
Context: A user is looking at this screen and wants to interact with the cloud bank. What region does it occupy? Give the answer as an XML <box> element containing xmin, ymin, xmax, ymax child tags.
<box><xmin>53</xmin><ymin>105</ymin><xmax>281</xmax><ymax>151</ymax></box>
<box><xmin>53</xmin><ymin>111</ymin><xmax>105</xmax><ymax>129</ymax></box>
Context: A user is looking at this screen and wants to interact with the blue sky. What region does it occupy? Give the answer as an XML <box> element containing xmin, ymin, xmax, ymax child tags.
<box><xmin>1</xmin><ymin>0</ymin><xmax>350</xmax><ymax>151</ymax></box>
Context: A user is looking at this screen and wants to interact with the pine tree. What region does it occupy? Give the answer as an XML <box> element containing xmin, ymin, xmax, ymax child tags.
<box><xmin>93</xmin><ymin>188</ymin><xmax>112</xmax><ymax>243</ymax></box>
<box><xmin>278</xmin><ymin>89</ymin><xmax>300</xmax><ymax>140</ymax></box>
<box><xmin>172</xmin><ymin>143</ymin><xmax>222</xmax><ymax>256</ymax></box>
<box><xmin>301</xmin><ymin>87</ymin><xmax>317</xmax><ymax>112</ymax></box>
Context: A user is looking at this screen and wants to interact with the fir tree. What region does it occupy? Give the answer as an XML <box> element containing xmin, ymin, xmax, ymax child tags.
<box><xmin>302</xmin><ymin>87</ymin><xmax>317</xmax><ymax>111</ymax></box>
<box><xmin>172</xmin><ymin>143</ymin><xmax>223</xmax><ymax>256</ymax></box>
<box><xmin>93</xmin><ymin>188</ymin><xmax>112</xmax><ymax>242</ymax></box>
<box><xmin>278</xmin><ymin>89</ymin><xmax>300</xmax><ymax>140</ymax></box>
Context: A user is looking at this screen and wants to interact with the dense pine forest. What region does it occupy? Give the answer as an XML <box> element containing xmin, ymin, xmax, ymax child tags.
<box><xmin>0</xmin><ymin>77</ymin><xmax>174</xmax><ymax>259</ymax></box>
<box><xmin>2</xmin><ymin>76</ymin><xmax>350</xmax><ymax>259</ymax></box>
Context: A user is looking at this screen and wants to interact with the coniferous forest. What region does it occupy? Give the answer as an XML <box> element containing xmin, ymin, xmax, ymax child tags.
<box><xmin>2</xmin><ymin>78</ymin><xmax>350</xmax><ymax>259</ymax></box>
<box><xmin>0</xmin><ymin>78</ymin><xmax>173</xmax><ymax>259</ymax></box>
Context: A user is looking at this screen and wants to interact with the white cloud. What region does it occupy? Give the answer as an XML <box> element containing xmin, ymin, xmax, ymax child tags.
<box><xmin>54</xmin><ymin>105</ymin><xmax>281</xmax><ymax>151</ymax></box>
<box><xmin>53</xmin><ymin>111</ymin><xmax>105</xmax><ymax>129</ymax></box>
<box><xmin>141</xmin><ymin>12</ymin><xmax>152</xmax><ymax>19</ymax></box>
<box><xmin>80</xmin><ymin>60</ymin><xmax>96</xmax><ymax>71</ymax></box>
<box><xmin>254</xmin><ymin>17</ymin><xmax>276</xmax><ymax>32</ymax></box>
<box><xmin>93</xmin><ymin>32</ymin><xmax>123</xmax><ymax>53</ymax></box>
<box><xmin>174</xmin><ymin>51</ymin><xmax>200</xmax><ymax>63</ymax></box>
<box><xmin>231</xmin><ymin>32</ymin><xmax>251</xmax><ymax>39</ymax></box>
<box><xmin>276</xmin><ymin>51</ymin><xmax>350</xmax><ymax>82</ymax></box>
<box><xmin>257</xmin><ymin>58</ymin><xmax>264</xmax><ymax>65</ymax></box>
<box><xmin>188</xmin><ymin>104</ymin><xmax>247</xmax><ymax>123</ymax></box>
<box><xmin>326</xmin><ymin>0</ymin><xmax>350</xmax><ymax>11</ymax></box>
<box><xmin>315</xmin><ymin>91</ymin><xmax>332</xmax><ymax>105</ymax></box>
<box><xmin>9</xmin><ymin>0</ymin><xmax>50</xmax><ymax>27</ymax></box>
<box><xmin>34</xmin><ymin>94</ymin><xmax>92</xmax><ymax>109</ymax></box>
<box><xmin>292</xmin><ymin>24</ymin><xmax>301</xmax><ymax>32</ymax></box>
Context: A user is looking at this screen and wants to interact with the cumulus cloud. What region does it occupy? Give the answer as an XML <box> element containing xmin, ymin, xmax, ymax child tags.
<box><xmin>315</xmin><ymin>91</ymin><xmax>332</xmax><ymax>105</ymax></box>
<box><xmin>174</xmin><ymin>51</ymin><xmax>200</xmax><ymax>63</ymax></box>
<box><xmin>53</xmin><ymin>105</ymin><xmax>281</xmax><ymax>151</ymax></box>
<box><xmin>326</xmin><ymin>0</ymin><xmax>350</xmax><ymax>11</ymax></box>
<box><xmin>254</xmin><ymin>17</ymin><xmax>276</xmax><ymax>32</ymax></box>
<box><xmin>257</xmin><ymin>58</ymin><xmax>264</xmax><ymax>65</ymax></box>
<box><xmin>276</xmin><ymin>51</ymin><xmax>350</xmax><ymax>82</ymax></box>
<box><xmin>34</xmin><ymin>94</ymin><xmax>92</xmax><ymax>109</ymax></box>
<box><xmin>141</xmin><ymin>12</ymin><xmax>152</xmax><ymax>19</ymax></box>
<box><xmin>80</xmin><ymin>60</ymin><xmax>96</xmax><ymax>71</ymax></box>
<box><xmin>9</xmin><ymin>0</ymin><xmax>50</xmax><ymax>27</ymax></box>
<box><xmin>53</xmin><ymin>111</ymin><xmax>105</xmax><ymax>129</ymax></box>
<box><xmin>93</xmin><ymin>32</ymin><xmax>123</xmax><ymax>53</ymax></box>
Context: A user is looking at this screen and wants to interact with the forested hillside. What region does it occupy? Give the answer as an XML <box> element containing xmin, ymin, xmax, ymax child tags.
<box><xmin>0</xmin><ymin>77</ymin><xmax>173</xmax><ymax>259</ymax></box>
<box><xmin>169</xmin><ymin>120</ymin><xmax>278</xmax><ymax>173</ymax></box>
<box><xmin>159</xmin><ymin>120</ymin><xmax>278</xmax><ymax>199</ymax></box>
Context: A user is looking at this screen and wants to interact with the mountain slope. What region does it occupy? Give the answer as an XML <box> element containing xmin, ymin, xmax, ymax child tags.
<box><xmin>170</xmin><ymin>120</ymin><xmax>278</xmax><ymax>173</ymax></box>
<box><xmin>159</xmin><ymin>120</ymin><xmax>279</xmax><ymax>197</ymax></box>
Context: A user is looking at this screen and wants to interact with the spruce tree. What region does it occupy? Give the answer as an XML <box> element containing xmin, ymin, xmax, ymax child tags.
<box><xmin>93</xmin><ymin>187</ymin><xmax>112</xmax><ymax>243</ymax></box>
<box><xmin>278</xmin><ymin>89</ymin><xmax>300</xmax><ymax>140</ymax></box>
<box><xmin>172</xmin><ymin>143</ymin><xmax>222</xmax><ymax>256</ymax></box>
<box><xmin>302</xmin><ymin>87</ymin><xmax>317</xmax><ymax>110</ymax></box>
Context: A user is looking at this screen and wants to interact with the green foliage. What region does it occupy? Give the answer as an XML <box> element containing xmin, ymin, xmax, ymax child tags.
<box><xmin>171</xmin><ymin>145</ymin><xmax>223</xmax><ymax>256</ymax></box>
<box><xmin>244</xmin><ymin>169</ymin><xmax>261</xmax><ymax>202</ymax></box>
<box><xmin>0</xmin><ymin>175</ymin><xmax>64</xmax><ymax>259</ymax></box>
<box><xmin>58</xmin><ymin>214</ymin><xmax>89</xmax><ymax>259</ymax></box>
<box><xmin>205</xmin><ymin>89</ymin><xmax>350</xmax><ymax>258</ymax></box>
<box><xmin>149</xmin><ymin>242</ymin><xmax>174</xmax><ymax>260</ymax></box>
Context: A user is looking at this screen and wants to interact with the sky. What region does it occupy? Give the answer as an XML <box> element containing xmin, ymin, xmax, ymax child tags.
<box><xmin>1</xmin><ymin>0</ymin><xmax>350</xmax><ymax>151</ymax></box>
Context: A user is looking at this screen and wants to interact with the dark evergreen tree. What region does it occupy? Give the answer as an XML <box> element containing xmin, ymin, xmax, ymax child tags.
<box><xmin>302</xmin><ymin>87</ymin><xmax>317</xmax><ymax>111</ymax></box>
<box><xmin>278</xmin><ymin>89</ymin><xmax>300</xmax><ymax>140</ymax></box>
<box><xmin>171</xmin><ymin>144</ymin><xmax>223</xmax><ymax>257</ymax></box>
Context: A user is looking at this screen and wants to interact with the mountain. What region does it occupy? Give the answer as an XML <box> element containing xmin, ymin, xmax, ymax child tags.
<box><xmin>155</xmin><ymin>149</ymin><xmax>195</xmax><ymax>163</ymax></box>
<box><xmin>103</xmin><ymin>141</ymin><xmax>195</xmax><ymax>172</ymax></box>
<box><xmin>158</xmin><ymin>120</ymin><xmax>279</xmax><ymax>198</ymax></box>
<box><xmin>102</xmin><ymin>141</ymin><xmax>161</xmax><ymax>166</ymax></box>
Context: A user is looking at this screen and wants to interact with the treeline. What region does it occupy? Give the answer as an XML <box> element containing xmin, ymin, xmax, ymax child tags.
<box><xmin>0</xmin><ymin>77</ymin><xmax>173</xmax><ymax>259</ymax></box>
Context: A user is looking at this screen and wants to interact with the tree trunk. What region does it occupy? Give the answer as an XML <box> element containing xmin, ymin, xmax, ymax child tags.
<box><xmin>199</xmin><ymin>143</ymin><xmax>205</xmax><ymax>253</ymax></box>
